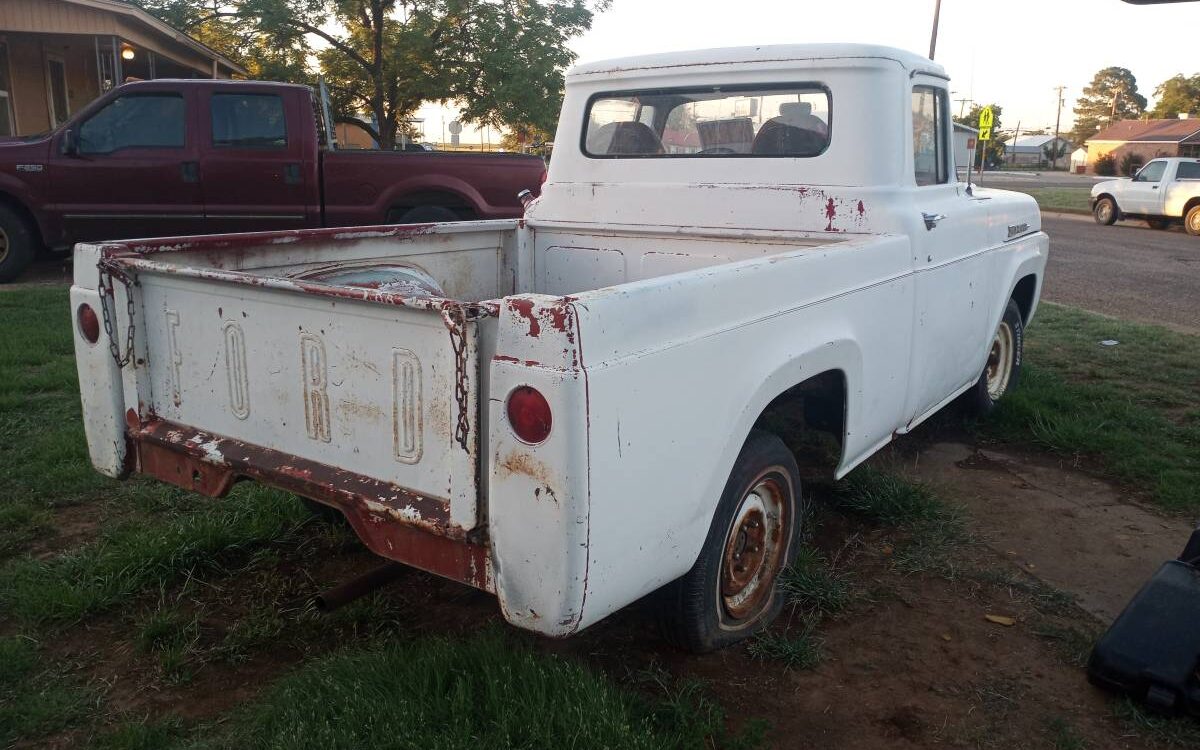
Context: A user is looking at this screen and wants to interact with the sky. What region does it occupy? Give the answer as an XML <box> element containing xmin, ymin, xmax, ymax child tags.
<box><xmin>565</xmin><ymin>0</ymin><xmax>1200</xmax><ymax>136</ymax></box>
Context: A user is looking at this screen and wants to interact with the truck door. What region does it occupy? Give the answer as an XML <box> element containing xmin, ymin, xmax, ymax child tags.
<box><xmin>903</xmin><ymin>81</ymin><xmax>997</xmax><ymax>426</ymax></box>
<box><xmin>199</xmin><ymin>88</ymin><xmax>317</xmax><ymax>233</ymax></box>
<box><xmin>49</xmin><ymin>88</ymin><xmax>205</xmax><ymax>243</ymax></box>
<box><xmin>1123</xmin><ymin>159</ymin><xmax>1169</xmax><ymax>215</ymax></box>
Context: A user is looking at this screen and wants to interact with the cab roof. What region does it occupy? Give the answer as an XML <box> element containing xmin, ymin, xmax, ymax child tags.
<box><xmin>568</xmin><ymin>43</ymin><xmax>945</xmax><ymax>81</ymax></box>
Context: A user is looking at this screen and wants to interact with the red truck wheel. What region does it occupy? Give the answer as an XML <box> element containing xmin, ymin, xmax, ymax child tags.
<box><xmin>0</xmin><ymin>204</ymin><xmax>35</xmax><ymax>284</ymax></box>
<box><xmin>657</xmin><ymin>429</ymin><xmax>803</xmax><ymax>653</ymax></box>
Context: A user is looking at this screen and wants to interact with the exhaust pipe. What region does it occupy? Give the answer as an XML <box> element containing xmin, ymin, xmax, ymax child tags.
<box><xmin>313</xmin><ymin>562</ymin><xmax>407</xmax><ymax>612</ymax></box>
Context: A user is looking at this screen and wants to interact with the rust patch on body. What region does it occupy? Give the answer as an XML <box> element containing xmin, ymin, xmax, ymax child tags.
<box><xmin>507</xmin><ymin>298</ymin><xmax>541</xmax><ymax>337</ymax></box>
<box><xmin>498</xmin><ymin>450</ymin><xmax>556</xmax><ymax>488</ymax></box>
<box><xmin>824</xmin><ymin>197</ymin><xmax>838</xmax><ymax>231</ymax></box>
<box><xmin>130</xmin><ymin>418</ymin><xmax>492</xmax><ymax>590</ymax></box>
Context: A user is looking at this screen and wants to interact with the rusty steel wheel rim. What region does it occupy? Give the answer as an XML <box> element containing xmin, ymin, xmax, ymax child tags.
<box><xmin>985</xmin><ymin>320</ymin><xmax>1014</xmax><ymax>401</ymax></box>
<box><xmin>0</xmin><ymin>225</ymin><xmax>8</xmax><ymax>265</ymax></box>
<box><xmin>1096</xmin><ymin>201</ymin><xmax>1113</xmax><ymax>223</ymax></box>
<box><xmin>720</xmin><ymin>475</ymin><xmax>788</xmax><ymax>621</ymax></box>
<box><xmin>1189</xmin><ymin>211</ymin><xmax>1200</xmax><ymax>234</ymax></box>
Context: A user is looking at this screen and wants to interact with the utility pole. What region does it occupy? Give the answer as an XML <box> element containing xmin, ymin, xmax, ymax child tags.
<box><xmin>955</xmin><ymin>96</ymin><xmax>973</xmax><ymax>118</ymax></box>
<box><xmin>1010</xmin><ymin>120</ymin><xmax>1021</xmax><ymax>167</ymax></box>
<box><xmin>929</xmin><ymin>0</ymin><xmax>942</xmax><ymax>59</ymax></box>
<box><xmin>1110</xmin><ymin>88</ymin><xmax>1122</xmax><ymax>125</ymax></box>
<box><xmin>1052</xmin><ymin>86</ymin><xmax>1066</xmax><ymax>170</ymax></box>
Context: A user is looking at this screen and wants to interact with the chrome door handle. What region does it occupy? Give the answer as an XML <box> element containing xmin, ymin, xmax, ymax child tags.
<box><xmin>922</xmin><ymin>212</ymin><xmax>946</xmax><ymax>230</ymax></box>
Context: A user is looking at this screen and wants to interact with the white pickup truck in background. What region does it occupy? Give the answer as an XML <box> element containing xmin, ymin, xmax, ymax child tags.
<box><xmin>1091</xmin><ymin>156</ymin><xmax>1200</xmax><ymax>234</ymax></box>
<box><xmin>72</xmin><ymin>44</ymin><xmax>1047</xmax><ymax>652</ymax></box>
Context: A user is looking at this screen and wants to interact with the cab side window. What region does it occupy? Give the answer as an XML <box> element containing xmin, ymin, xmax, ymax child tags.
<box><xmin>912</xmin><ymin>87</ymin><xmax>948</xmax><ymax>186</ymax></box>
<box><xmin>78</xmin><ymin>94</ymin><xmax>185</xmax><ymax>154</ymax></box>
<box><xmin>211</xmin><ymin>93</ymin><xmax>288</xmax><ymax>149</ymax></box>
<box><xmin>1135</xmin><ymin>160</ymin><xmax>1167</xmax><ymax>182</ymax></box>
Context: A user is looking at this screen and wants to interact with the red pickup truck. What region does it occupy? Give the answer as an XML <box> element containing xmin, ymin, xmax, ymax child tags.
<box><xmin>0</xmin><ymin>79</ymin><xmax>545</xmax><ymax>282</ymax></box>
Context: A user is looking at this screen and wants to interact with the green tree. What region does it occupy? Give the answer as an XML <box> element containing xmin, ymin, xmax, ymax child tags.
<box><xmin>131</xmin><ymin>1</ymin><xmax>310</xmax><ymax>81</ymax></box>
<box><xmin>1069</xmin><ymin>67</ymin><xmax>1146</xmax><ymax>144</ymax></box>
<box><xmin>1150</xmin><ymin>73</ymin><xmax>1200</xmax><ymax>119</ymax></box>
<box><xmin>1042</xmin><ymin>141</ymin><xmax>1067</xmax><ymax>166</ymax></box>
<box><xmin>954</xmin><ymin>103</ymin><xmax>1007</xmax><ymax>168</ymax></box>
<box><xmin>210</xmin><ymin>0</ymin><xmax>607</xmax><ymax>148</ymax></box>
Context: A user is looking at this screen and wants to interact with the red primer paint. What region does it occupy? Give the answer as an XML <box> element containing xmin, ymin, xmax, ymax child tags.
<box><xmin>493</xmin><ymin>355</ymin><xmax>521</xmax><ymax>364</ymax></box>
<box><xmin>857</xmin><ymin>200</ymin><xmax>865</xmax><ymax>216</ymax></box>
<box><xmin>507</xmin><ymin>298</ymin><xmax>541</xmax><ymax>337</ymax></box>
<box><xmin>824</xmin><ymin>197</ymin><xmax>838</xmax><ymax>231</ymax></box>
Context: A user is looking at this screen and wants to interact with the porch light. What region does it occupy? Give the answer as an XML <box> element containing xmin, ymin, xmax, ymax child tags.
<box><xmin>121</xmin><ymin>45</ymin><xmax>135</xmax><ymax>61</ymax></box>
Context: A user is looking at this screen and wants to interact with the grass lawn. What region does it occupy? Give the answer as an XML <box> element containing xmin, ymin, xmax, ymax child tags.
<box><xmin>982</xmin><ymin>302</ymin><xmax>1200</xmax><ymax>512</ymax></box>
<box><xmin>1015</xmin><ymin>187</ymin><xmax>1093</xmax><ymax>214</ymax></box>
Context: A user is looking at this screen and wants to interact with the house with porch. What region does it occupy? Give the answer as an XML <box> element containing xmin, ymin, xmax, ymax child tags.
<box><xmin>0</xmin><ymin>0</ymin><xmax>244</xmax><ymax>137</ymax></box>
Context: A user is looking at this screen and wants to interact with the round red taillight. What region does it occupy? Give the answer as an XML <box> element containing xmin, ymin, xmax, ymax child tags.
<box><xmin>506</xmin><ymin>386</ymin><xmax>552</xmax><ymax>444</ymax></box>
<box><xmin>77</xmin><ymin>303</ymin><xmax>100</xmax><ymax>344</ymax></box>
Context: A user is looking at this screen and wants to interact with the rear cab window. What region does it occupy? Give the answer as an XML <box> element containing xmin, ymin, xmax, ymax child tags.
<box><xmin>1177</xmin><ymin>161</ymin><xmax>1200</xmax><ymax>180</ymax></box>
<box><xmin>211</xmin><ymin>93</ymin><xmax>288</xmax><ymax>148</ymax></box>
<box><xmin>583</xmin><ymin>84</ymin><xmax>830</xmax><ymax>158</ymax></box>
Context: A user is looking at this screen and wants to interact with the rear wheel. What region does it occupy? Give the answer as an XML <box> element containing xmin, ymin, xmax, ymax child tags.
<box><xmin>1186</xmin><ymin>205</ymin><xmax>1200</xmax><ymax>237</ymax></box>
<box><xmin>961</xmin><ymin>299</ymin><xmax>1024</xmax><ymax>417</ymax></box>
<box><xmin>0</xmin><ymin>204</ymin><xmax>36</xmax><ymax>284</ymax></box>
<box><xmin>658</xmin><ymin>430</ymin><xmax>803</xmax><ymax>653</ymax></box>
<box><xmin>1093</xmin><ymin>197</ymin><xmax>1117</xmax><ymax>226</ymax></box>
<box><xmin>1146</xmin><ymin>217</ymin><xmax>1170</xmax><ymax>230</ymax></box>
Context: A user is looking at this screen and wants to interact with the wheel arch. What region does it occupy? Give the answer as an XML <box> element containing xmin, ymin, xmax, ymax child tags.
<box><xmin>0</xmin><ymin>189</ymin><xmax>45</xmax><ymax>249</ymax></box>
<box><xmin>385</xmin><ymin>189</ymin><xmax>479</xmax><ymax>222</ymax></box>
<box><xmin>1010</xmin><ymin>273</ymin><xmax>1039</xmax><ymax>325</ymax></box>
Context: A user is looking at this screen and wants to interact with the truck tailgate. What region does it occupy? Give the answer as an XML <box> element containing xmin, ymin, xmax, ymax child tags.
<box><xmin>109</xmin><ymin>259</ymin><xmax>482</xmax><ymax>535</ymax></box>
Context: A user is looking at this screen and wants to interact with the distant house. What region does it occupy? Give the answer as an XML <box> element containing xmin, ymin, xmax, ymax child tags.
<box><xmin>0</xmin><ymin>0</ymin><xmax>245</xmax><ymax>137</ymax></box>
<box><xmin>1084</xmin><ymin>116</ymin><xmax>1200</xmax><ymax>173</ymax></box>
<box><xmin>953</xmin><ymin>121</ymin><xmax>978</xmax><ymax>171</ymax></box>
<box><xmin>1007</xmin><ymin>134</ymin><xmax>1073</xmax><ymax>167</ymax></box>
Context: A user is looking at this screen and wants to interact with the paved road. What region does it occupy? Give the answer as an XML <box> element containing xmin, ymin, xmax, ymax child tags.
<box><xmin>1041</xmin><ymin>213</ymin><xmax>1199</xmax><ymax>334</ymax></box>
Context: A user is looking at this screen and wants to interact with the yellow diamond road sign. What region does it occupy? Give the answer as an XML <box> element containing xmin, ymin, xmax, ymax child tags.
<box><xmin>978</xmin><ymin>106</ymin><xmax>994</xmax><ymax>141</ymax></box>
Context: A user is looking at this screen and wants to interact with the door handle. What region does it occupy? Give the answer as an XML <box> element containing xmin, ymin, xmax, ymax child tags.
<box><xmin>922</xmin><ymin>212</ymin><xmax>946</xmax><ymax>230</ymax></box>
<box><xmin>180</xmin><ymin>161</ymin><xmax>199</xmax><ymax>183</ymax></box>
<box><xmin>1152</xmin><ymin>185</ymin><xmax>1159</xmax><ymax>190</ymax></box>
<box><xmin>284</xmin><ymin>163</ymin><xmax>302</xmax><ymax>185</ymax></box>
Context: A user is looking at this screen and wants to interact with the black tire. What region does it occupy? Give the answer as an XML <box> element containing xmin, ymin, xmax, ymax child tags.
<box><xmin>1146</xmin><ymin>218</ymin><xmax>1170</xmax><ymax>230</ymax></box>
<box><xmin>1186</xmin><ymin>204</ymin><xmax>1200</xmax><ymax>237</ymax></box>
<box><xmin>1093</xmin><ymin>196</ymin><xmax>1117</xmax><ymax>226</ymax></box>
<box><xmin>658</xmin><ymin>429</ymin><xmax>803</xmax><ymax>653</ymax></box>
<box><xmin>962</xmin><ymin>299</ymin><xmax>1024</xmax><ymax>417</ymax></box>
<box><xmin>389</xmin><ymin>205</ymin><xmax>460</xmax><ymax>224</ymax></box>
<box><xmin>0</xmin><ymin>204</ymin><xmax>37</xmax><ymax>284</ymax></box>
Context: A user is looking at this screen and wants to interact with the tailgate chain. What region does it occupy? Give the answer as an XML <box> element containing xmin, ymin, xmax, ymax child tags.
<box><xmin>97</xmin><ymin>258</ymin><xmax>138</xmax><ymax>369</ymax></box>
<box><xmin>440</xmin><ymin>304</ymin><xmax>471</xmax><ymax>452</ymax></box>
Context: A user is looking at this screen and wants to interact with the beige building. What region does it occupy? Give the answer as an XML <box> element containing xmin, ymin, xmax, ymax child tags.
<box><xmin>1085</xmin><ymin>116</ymin><xmax>1200</xmax><ymax>173</ymax></box>
<box><xmin>0</xmin><ymin>0</ymin><xmax>244</xmax><ymax>137</ymax></box>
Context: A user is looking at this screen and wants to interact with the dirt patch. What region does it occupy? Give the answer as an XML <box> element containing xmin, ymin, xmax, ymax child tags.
<box><xmin>881</xmin><ymin>441</ymin><xmax>1194</xmax><ymax>622</ymax></box>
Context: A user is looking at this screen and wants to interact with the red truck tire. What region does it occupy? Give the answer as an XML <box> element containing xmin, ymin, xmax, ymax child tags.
<box><xmin>390</xmin><ymin>206</ymin><xmax>461</xmax><ymax>224</ymax></box>
<box><xmin>0</xmin><ymin>204</ymin><xmax>36</xmax><ymax>283</ymax></box>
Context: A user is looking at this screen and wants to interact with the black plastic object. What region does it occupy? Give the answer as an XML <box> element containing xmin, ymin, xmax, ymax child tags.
<box><xmin>1087</xmin><ymin>527</ymin><xmax>1200</xmax><ymax>716</ymax></box>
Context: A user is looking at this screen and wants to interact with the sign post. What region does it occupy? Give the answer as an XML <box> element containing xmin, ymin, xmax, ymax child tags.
<box><xmin>976</xmin><ymin>106</ymin><xmax>994</xmax><ymax>186</ymax></box>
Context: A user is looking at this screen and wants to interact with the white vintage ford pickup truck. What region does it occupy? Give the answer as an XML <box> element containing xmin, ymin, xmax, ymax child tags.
<box><xmin>72</xmin><ymin>44</ymin><xmax>1047</xmax><ymax>652</ymax></box>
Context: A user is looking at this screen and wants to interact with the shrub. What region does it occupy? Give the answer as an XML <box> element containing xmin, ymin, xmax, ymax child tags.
<box><xmin>1094</xmin><ymin>154</ymin><xmax>1117</xmax><ymax>176</ymax></box>
<box><xmin>1119</xmin><ymin>152</ymin><xmax>1144</xmax><ymax>176</ymax></box>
